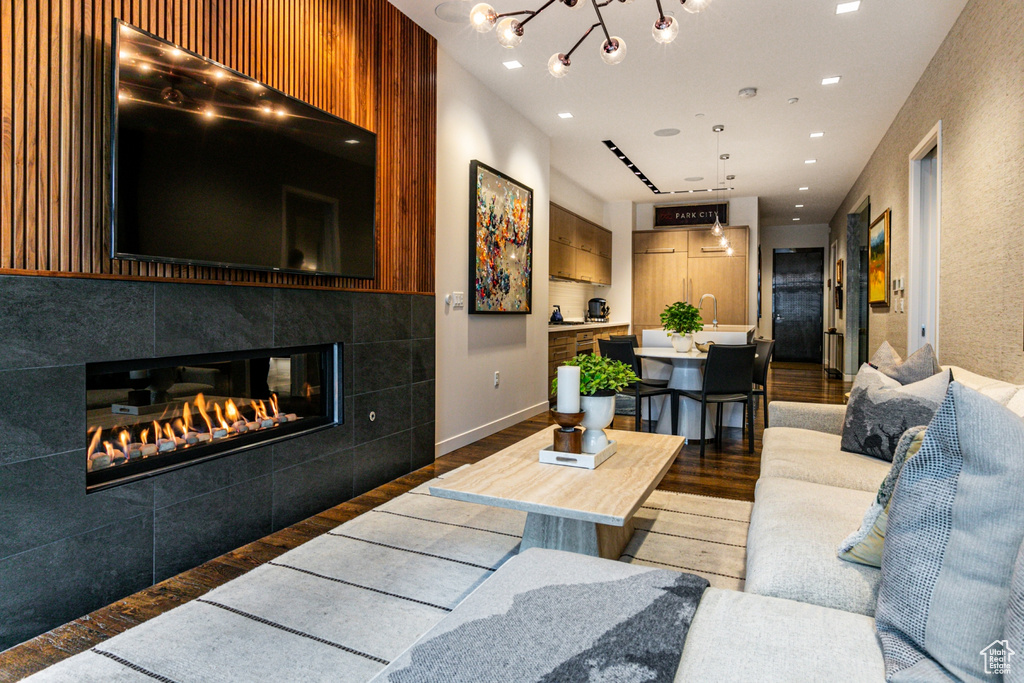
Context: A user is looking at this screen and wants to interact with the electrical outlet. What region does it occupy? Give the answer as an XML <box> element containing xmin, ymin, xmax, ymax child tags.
<box><xmin>494</xmin><ymin>371</ymin><xmax>500</xmax><ymax>387</ymax></box>
<box><xmin>453</xmin><ymin>292</ymin><xmax>465</xmax><ymax>309</ymax></box>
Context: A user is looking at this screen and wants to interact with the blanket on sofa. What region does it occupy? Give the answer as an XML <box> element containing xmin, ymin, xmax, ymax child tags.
<box><xmin>371</xmin><ymin>548</ymin><xmax>709</xmax><ymax>683</ymax></box>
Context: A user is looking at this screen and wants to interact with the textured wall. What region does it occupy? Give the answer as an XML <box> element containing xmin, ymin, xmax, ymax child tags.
<box><xmin>0</xmin><ymin>0</ymin><xmax>436</xmax><ymax>293</ymax></box>
<box><xmin>0</xmin><ymin>275</ymin><xmax>435</xmax><ymax>649</ymax></box>
<box><xmin>829</xmin><ymin>0</ymin><xmax>1024</xmax><ymax>381</ymax></box>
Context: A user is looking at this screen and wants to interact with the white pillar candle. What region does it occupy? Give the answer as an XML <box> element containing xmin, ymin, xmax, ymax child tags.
<box><xmin>556</xmin><ymin>366</ymin><xmax>581</xmax><ymax>414</ymax></box>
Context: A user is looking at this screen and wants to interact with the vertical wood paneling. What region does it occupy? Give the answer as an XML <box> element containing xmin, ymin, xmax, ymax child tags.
<box><xmin>1</xmin><ymin>0</ymin><xmax>436</xmax><ymax>293</ymax></box>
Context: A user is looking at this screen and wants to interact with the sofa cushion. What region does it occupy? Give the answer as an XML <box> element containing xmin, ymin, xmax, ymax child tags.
<box><xmin>1007</xmin><ymin>540</ymin><xmax>1024</xmax><ymax>683</ymax></box>
<box><xmin>761</xmin><ymin>427</ymin><xmax>890</xmax><ymax>492</ymax></box>
<box><xmin>876</xmin><ymin>383</ymin><xmax>1024</xmax><ymax>682</ymax></box>
<box><xmin>837</xmin><ymin>427</ymin><xmax>928</xmax><ymax>568</ymax></box>
<box><xmin>746</xmin><ymin>477</ymin><xmax>881</xmax><ymax>616</ymax></box>
<box><xmin>676</xmin><ymin>588</ymin><xmax>884</xmax><ymax>682</ymax></box>
<box><xmin>871</xmin><ymin>341</ymin><xmax>940</xmax><ymax>384</ymax></box>
<box><xmin>841</xmin><ymin>364</ymin><xmax>950</xmax><ymax>462</ymax></box>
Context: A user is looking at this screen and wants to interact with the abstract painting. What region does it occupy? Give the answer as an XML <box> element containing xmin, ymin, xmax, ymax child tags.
<box><xmin>868</xmin><ymin>209</ymin><xmax>890</xmax><ymax>307</ymax></box>
<box><xmin>469</xmin><ymin>160</ymin><xmax>533</xmax><ymax>314</ymax></box>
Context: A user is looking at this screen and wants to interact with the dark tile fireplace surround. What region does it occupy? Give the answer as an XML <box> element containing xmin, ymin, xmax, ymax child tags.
<box><xmin>0</xmin><ymin>275</ymin><xmax>435</xmax><ymax>650</ymax></box>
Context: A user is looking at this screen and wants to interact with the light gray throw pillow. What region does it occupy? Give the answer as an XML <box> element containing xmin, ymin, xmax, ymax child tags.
<box><xmin>841</xmin><ymin>364</ymin><xmax>950</xmax><ymax>462</ymax></box>
<box><xmin>1007</xmin><ymin>540</ymin><xmax>1024</xmax><ymax>683</ymax></box>
<box><xmin>871</xmin><ymin>341</ymin><xmax>941</xmax><ymax>385</ymax></box>
<box><xmin>875</xmin><ymin>382</ymin><xmax>1024</xmax><ymax>682</ymax></box>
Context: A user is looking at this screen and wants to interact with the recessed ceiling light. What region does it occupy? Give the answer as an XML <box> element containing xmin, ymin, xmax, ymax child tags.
<box><xmin>793</xmin><ymin>218</ymin><xmax>801</xmax><ymax>221</ymax></box>
<box><xmin>695</xmin><ymin>113</ymin><xmax>705</xmax><ymax>118</ymax></box>
<box><xmin>810</xmin><ymin>131</ymin><xmax>824</xmax><ymax>138</ymax></box>
<box><xmin>821</xmin><ymin>76</ymin><xmax>841</xmax><ymax>85</ymax></box>
<box><xmin>345</xmin><ymin>139</ymin><xmax>360</xmax><ymax>144</ymax></box>
<box><xmin>795</xmin><ymin>204</ymin><xmax>804</xmax><ymax>208</ymax></box>
<box><xmin>738</xmin><ymin>87</ymin><xmax>757</xmax><ymax>98</ymax></box>
<box><xmin>558</xmin><ymin>112</ymin><xmax>573</xmax><ymax>119</ymax></box>
<box><xmin>435</xmin><ymin>0</ymin><xmax>472</xmax><ymax>22</ymax></box>
<box><xmin>805</xmin><ymin>159</ymin><xmax>817</xmax><ymax>164</ymax></box>
<box><xmin>836</xmin><ymin>1</ymin><xmax>861</xmax><ymax>14</ymax></box>
<box><xmin>503</xmin><ymin>60</ymin><xmax>523</xmax><ymax>70</ymax></box>
<box><xmin>799</xmin><ymin>187</ymin><xmax>809</xmax><ymax>191</ymax></box>
<box><xmin>684</xmin><ymin>176</ymin><xmax>704</xmax><ymax>182</ymax></box>
<box><xmin>654</xmin><ymin>128</ymin><xmax>680</xmax><ymax>137</ymax></box>
<box><xmin>787</xmin><ymin>97</ymin><xmax>799</xmax><ymax>105</ymax></box>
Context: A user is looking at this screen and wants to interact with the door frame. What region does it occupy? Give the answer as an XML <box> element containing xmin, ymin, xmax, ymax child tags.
<box><xmin>907</xmin><ymin>120</ymin><xmax>942</xmax><ymax>356</ymax></box>
<box><xmin>771</xmin><ymin>247</ymin><xmax>825</xmax><ymax>363</ymax></box>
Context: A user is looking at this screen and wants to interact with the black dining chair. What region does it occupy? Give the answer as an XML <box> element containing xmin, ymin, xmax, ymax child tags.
<box><xmin>598</xmin><ymin>338</ymin><xmax>677</xmax><ymax>434</ymax></box>
<box><xmin>609</xmin><ymin>334</ymin><xmax>668</xmax><ymax>388</ymax></box>
<box><xmin>752</xmin><ymin>338</ymin><xmax>775</xmax><ymax>427</ymax></box>
<box><xmin>679</xmin><ymin>344</ymin><xmax>757</xmax><ymax>457</ymax></box>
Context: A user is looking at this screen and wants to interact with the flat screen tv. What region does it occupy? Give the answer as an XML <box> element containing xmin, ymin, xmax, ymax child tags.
<box><xmin>112</xmin><ymin>21</ymin><xmax>376</xmax><ymax>278</ymax></box>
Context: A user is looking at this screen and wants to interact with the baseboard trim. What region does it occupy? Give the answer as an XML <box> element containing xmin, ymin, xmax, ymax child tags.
<box><xmin>436</xmin><ymin>401</ymin><xmax>550</xmax><ymax>457</ymax></box>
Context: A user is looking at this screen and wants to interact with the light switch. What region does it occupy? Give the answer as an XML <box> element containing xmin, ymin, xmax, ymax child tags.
<box><xmin>452</xmin><ymin>292</ymin><xmax>465</xmax><ymax>309</ymax></box>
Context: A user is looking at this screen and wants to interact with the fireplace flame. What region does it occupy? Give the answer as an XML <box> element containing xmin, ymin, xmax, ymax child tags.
<box><xmin>174</xmin><ymin>418</ymin><xmax>187</xmax><ymax>437</ymax></box>
<box><xmin>194</xmin><ymin>393</ymin><xmax>214</xmax><ymax>434</ymax></box>
<box><xmin>183</xmin><ymin>402</ymin><xmax>193</xmax><ymax>432</ymax></box>
<box><xmin>163</xmin><ymin>423</ymin><xmax>176</xmax><ymax>441</ymax></box>
<box><xmin>140</xmin><ymin>428</ymin><xmax>149</xmax><ymax>445</ymax></box>
<box><xmin>104</xmin><ymin>441</ymin><xmax>115</xmax><ymax>457</ymax></box>
<box><xmin>225</xmin><ymin>399</ymin><xmax>240</xmax><ymax>423</ymax></box>
<box><xmin>269</xmin><ymin>394</ymin><xmax>279</xmax><ymax>417</ymax></box>
<box><xmin>88</xmin><ymin>427</ymin><xmax>103</xmax><ymax>455</ymax></box>
<box><xmin>119</xmin><ymin>431</ymin><xmax>130</xmax><ymax>453</ymax></box>
<box><xmin>214</xmin><ymin>403</ymin><xmax>230</xmax><ymax>431</ymax></box>
<box><xmin>254</xmin><ymin>399</ymin><xmax>268</xmax><ymax>421</ymax></box>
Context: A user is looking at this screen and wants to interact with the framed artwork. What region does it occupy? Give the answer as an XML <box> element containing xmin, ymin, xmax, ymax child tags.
<box><xmin>868</xmin><ymin>209</ymin><xmax>891</xmax><ymax>307</ymax></box>
<box><xmin>835</xmin><ymin>258</ymin><xmax>844</xmax><ymax>285</ymax></box>
<box><xmin>468</xmin><ymin>160</ymin><xmax>533</xmax><ymax>314</ymax></box>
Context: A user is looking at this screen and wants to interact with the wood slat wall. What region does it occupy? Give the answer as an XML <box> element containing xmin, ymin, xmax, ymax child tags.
<box><xmin>0</xmin><ymin>0</ymin><xmax>436</xmax><ymax>293</ymax></box>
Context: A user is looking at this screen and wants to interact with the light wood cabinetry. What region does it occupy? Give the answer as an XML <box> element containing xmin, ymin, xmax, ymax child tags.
<box><xmin>632</xmin><ymin>226</ymin><xmax>749</xmax><ymax>332</ymax></box>
<box><xmin>549</xmin><ymin>204</ymin><xmax>613</xmax><ymax>286</ymax></box>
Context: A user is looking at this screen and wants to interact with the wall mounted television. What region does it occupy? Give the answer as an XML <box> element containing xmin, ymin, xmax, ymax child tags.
<box><xmin>111</xmin><ymin>21</ymin><xmax>376</xmax><ymax>279</ymax></box>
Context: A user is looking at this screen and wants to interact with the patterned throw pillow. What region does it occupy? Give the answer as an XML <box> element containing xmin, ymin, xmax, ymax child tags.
<box><xmin>875</xmin><ymin>383</ymin><xmax>1024</xmax><ymax>681</ymax></box>
<box><xmin>841</xmin><ymin>364</ymin><xmax>951</xmax><ymax>461</ymax></box>
<box><xmin>870</xmin><ymin>341</ymin><xmax>941</xmax><ymax>385</ymax></box>
<box><xmin>838</xmin><ymin>426</ymin><xmax>928</xmax><ymax>567</ymax></box>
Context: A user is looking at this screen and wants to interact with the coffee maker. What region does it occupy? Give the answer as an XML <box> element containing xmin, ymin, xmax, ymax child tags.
<box><xmin>587</xmin><ymin>298</ymin><xmax>609</xmax><ymax>322</ymax></box>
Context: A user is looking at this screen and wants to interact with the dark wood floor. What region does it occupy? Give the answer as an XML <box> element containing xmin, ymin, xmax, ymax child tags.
<box><xmin>0</xmin><ymin>363</ymin><xmax>848</xmax><ymax>681</ymax></box>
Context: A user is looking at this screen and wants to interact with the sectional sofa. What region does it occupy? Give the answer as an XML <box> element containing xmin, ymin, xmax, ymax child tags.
<box><xmin>370</xmin><ymin>365</ymin><xmax>1024</xmax><ymax>682</ymax></box>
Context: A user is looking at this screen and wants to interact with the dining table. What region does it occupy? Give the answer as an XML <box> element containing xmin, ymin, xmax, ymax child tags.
<box><xmin>634</xmin><ymin>346</ymin><xmax>753</xmax><ymax>441</ymax></box>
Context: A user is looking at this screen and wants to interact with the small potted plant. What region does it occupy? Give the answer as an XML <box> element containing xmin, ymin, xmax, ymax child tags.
<box><xmin>552</xmin><ymin>354</ymin><xmax>638</xmax><ymax>453</ymax></box>
<box><xmin>660</xmin><ymin>301</ymin><xmax>703</xmax><ymax>353</ymax></box>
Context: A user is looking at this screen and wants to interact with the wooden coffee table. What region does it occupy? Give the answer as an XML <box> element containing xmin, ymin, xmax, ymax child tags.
<box><xmin>430</xmin><ymin>426</ymin><xmax>685</xmax><ymax>560</ymax></box>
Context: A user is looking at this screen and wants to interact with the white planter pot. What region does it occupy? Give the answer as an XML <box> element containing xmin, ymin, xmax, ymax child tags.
<box><xmin>579</xmin><ymin>394</ymin><xmax>616</xmax><ymax>454</ymax></box>
<box><xmin>670</xmin><ymin>333</ymin><xmax>694</xmax><ymax>353</ymax></box>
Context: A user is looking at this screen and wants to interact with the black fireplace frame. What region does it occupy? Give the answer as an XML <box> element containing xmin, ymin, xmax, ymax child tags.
<box><xmin>85</xmin><ymin>343</ymin><xmax>342</xmax><ymax>492</ymax></box>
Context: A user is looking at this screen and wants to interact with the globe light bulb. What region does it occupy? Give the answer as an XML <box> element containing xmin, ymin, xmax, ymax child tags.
<box><xmin>726</xmin><ymin>246</ymin><xmax>735</xmax><ymax>256</ymax></box>
<box><xmin>681</xmin><ymin>0</ymin><xmax>711</xmax><ymax>14</ymax></box>
<box><xmin>718</xmin><ymin>235</ymin><xmax>729</xmax><ymax>247</ymax></box>
<box><xmin>600</xmin><ymin>36</ymin><xmax>627</xmax><ymax>65</ymax></box>
<box><xmin>470</xmin><ymin>3</ymin><xmax>497</xmax><ymax>32</ymax></box>
<box><xmin>547</xmin><ymin>53</ymin><xmax>571</xmax><ymax>78</ymax></box>
<box><xmin>563</xmin><ymin>0</ymin><xmax>586</xmax><ymax>7</ymax></box>
<box><xmin>652</xmin><ymin>15</ymin><xmax>678</xmax><ymax>44</ymax></box>
<box><xmin>711</xmin><ymin>218</ymin><xmax>723</xmax><ymax>237</ymax></box>
<box><xmin>496</xmin><ymin>17</ymin><xmax>524</xmax><ymax>48</ymax></box>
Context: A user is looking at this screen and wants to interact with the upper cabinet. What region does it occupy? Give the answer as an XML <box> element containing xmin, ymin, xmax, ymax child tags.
<box><xmin>549</xmin><ymin>204</ymin><xmax>612</xmax><ymax>286</ymax></box>
<box><xmin>688</xmin><ymin>227</ymin><xmax>748</xmax><ymax>257</ymax></box>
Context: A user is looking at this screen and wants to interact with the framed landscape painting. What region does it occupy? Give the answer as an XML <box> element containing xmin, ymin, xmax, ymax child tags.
<box><xmin>468</xmin><ymin>160</ymin><xmax>533</xmax><ymax>314</ymax></box>
<box><xmin>868</xmin><ymin>209</ymin><xmax>891</xmax><ymax>307</ymax></box>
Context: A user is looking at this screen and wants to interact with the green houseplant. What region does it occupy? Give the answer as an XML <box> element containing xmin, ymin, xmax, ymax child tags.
<box><xmin>551</xmin><ymin>354</ymin><xmax>638</xmax><ymax>454</ymax></box>
<box><xmin>660</xmin><ymin>301</ymin><xmax>703</xmax><ymax>352</ymax></box>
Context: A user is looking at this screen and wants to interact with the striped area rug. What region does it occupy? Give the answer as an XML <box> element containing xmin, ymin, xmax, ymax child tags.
<box><xmin>26</xmin><ymin>471</ymin><xmax>751</xmax><ymax>683</ymax></box>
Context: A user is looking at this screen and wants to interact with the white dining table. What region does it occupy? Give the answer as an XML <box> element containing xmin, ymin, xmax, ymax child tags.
<box><xmin>634</xmin><ymin>347</ymin><xmax>752</xmax><ymax>441</ymax></box>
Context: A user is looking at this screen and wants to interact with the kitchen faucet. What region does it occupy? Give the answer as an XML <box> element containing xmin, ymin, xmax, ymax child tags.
<box><xmin>698</xmin><ymin>294</ymin><xmax>718</xmax><ymax>329</ymax></box>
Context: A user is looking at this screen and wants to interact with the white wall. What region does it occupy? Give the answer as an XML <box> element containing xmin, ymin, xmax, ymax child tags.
<box><xmin>550</xmin><ymin>168</ymin><xmax>603</xmax><ymax>224</ymax></box>
<box><xmin>435</xmin><ymin>49</ymin><xmax>551</xmax><ymax>456</ymax></box>
<box><xmin>757</xmin><ymin>224</ymin><xmax>832</xmax><ymax>349</ymax></box>
<box><xmin>635</xmin><ymin>196</ymin><xmax>760</xmax><ymax>325</ymax></box>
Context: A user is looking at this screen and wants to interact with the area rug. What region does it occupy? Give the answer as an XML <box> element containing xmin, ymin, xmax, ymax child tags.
<box><xmin>26</xmin><ymin>470</ymin><xmax>751</xmax><ymax>683</ymax></box>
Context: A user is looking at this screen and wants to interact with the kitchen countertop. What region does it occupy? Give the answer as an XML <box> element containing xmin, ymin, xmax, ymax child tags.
<box><xmin>547</xmin><ymin>321</ymin><xmax>630</xmax><ymax>333</ymax></box>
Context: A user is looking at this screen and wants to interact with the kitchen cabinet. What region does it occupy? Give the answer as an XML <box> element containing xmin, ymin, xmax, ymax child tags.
<box><xmin>549</xmin><ymin>204</ymin><xmax>612</xmax><ymax>286</ymax></box>
<box><xmin>632</xmin><ymin>226</ymin><xmax>749</xmax><ymax>333</ymax></box>
<box><xmin>548</xmin><ymin>324</ymin><xmax>629</xmax><ymax>398</ymax></box>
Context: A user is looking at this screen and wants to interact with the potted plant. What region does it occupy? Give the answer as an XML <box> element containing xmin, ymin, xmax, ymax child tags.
<box><xmin>551</xmin><ymin>354</ymin><xmax>638</xmax><ymax>453</ymax></box>
<box><xmin>660</xmin><ymin>301</ymin><xmax>703</xmax><ymax>353</ymax></box>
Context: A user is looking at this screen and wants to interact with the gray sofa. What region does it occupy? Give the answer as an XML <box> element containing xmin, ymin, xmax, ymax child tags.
<box><xmin>373</xmin><ymin>365</ymin><xmax>1020</xmax><ymax>682</ymax></box>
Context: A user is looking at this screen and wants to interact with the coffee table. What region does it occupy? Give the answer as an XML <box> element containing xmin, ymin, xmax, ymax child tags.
<box><xmin>429</xmin><ymin>426</ymin><xmax>685</xmax><ymax>560</ymax></box>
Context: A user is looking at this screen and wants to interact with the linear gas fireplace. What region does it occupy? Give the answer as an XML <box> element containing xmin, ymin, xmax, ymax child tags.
<box><xmin>86</xmin><ymin>344</ymin><xmax>340</xmax><ymax>491</ymax></box>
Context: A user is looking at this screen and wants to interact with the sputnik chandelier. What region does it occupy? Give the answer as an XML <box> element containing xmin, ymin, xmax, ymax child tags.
<box><xmin>469</xmin><ymin>0</ymin><xmax>712</xmax><ymax>77</ymax></box>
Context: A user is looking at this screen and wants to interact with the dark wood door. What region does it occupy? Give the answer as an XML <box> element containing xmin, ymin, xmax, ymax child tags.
<box><xmin>772</xmin><ymin>248</ymin><xmax>824</xmax><ymax>363</ymax></box>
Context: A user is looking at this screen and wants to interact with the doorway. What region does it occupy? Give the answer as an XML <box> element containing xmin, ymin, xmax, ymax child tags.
<box><xmin>908</xmin><ymin>122</ymin><xmax>942</xmax><ymax>354</ymax></box>
<box><xmin>772</xmin><ymin>248</ymin><xmax>824</xmax><ymax>363</ymax></box>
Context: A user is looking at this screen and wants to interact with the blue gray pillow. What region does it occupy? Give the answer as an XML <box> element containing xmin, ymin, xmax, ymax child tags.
<box><xmin>875</xmin><ymin>382</ymin><xmax>1024</xmax><ymax>681</ymax></box>
<box><xmin>841</xmin><ymin>364</ymin><xmax>950</xmax><ymax>461</ymax></box>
